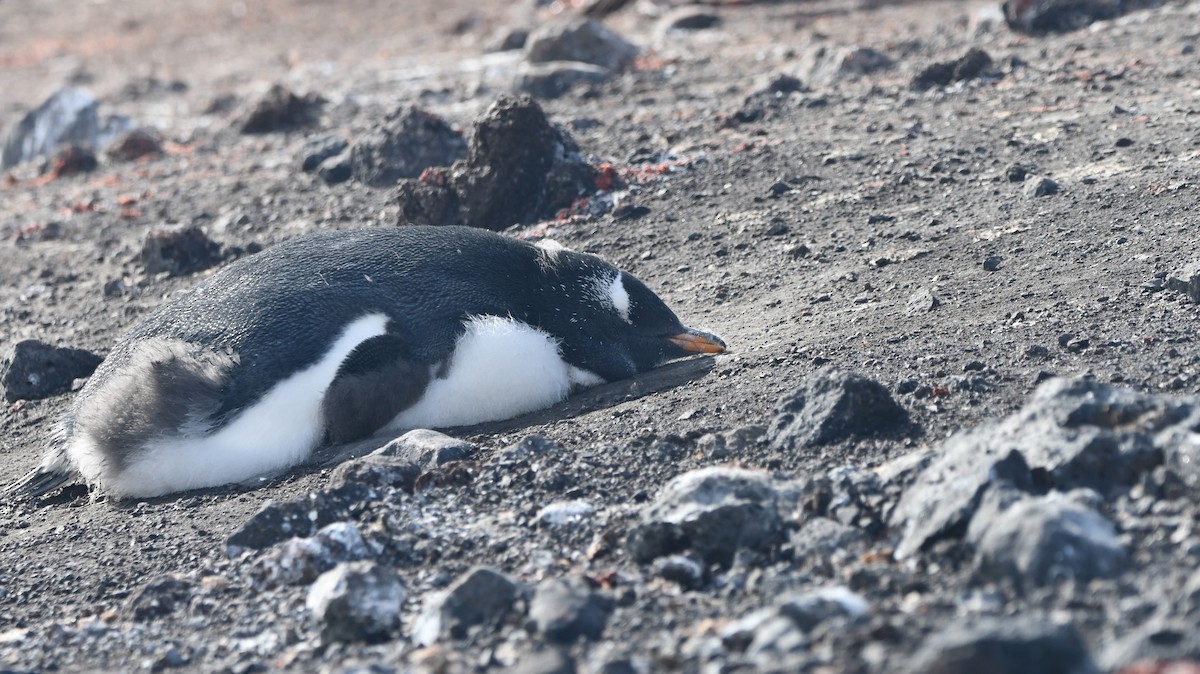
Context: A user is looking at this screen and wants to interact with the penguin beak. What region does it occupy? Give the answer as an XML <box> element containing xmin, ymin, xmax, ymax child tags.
<box><xmin>666</xmin><ymin>328</ymin><xmax>727</xmax><ymax>355</ymax></box>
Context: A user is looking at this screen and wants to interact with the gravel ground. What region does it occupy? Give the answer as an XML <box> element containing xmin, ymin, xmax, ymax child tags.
<box><xmin>3</xmin><ymin>0</ymin><xmax>1200</xmax><ymax>672</ymax></box>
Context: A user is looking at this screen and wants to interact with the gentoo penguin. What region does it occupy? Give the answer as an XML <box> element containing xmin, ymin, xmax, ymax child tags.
<box><xmin>7</xmin><ymin>226</ymin><xmax>725</xmax><ymax>499</ymax></box>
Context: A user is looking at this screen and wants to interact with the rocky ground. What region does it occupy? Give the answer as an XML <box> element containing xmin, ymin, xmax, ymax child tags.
<box><xmin>3</xmin><ymin>0</ymin><xmax>1200</xmax><ymax>672</ymax></box>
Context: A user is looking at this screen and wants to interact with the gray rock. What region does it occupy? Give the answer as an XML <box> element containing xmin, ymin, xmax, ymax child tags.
<box><xmin>789</xmin><ymin>517</ymin><xmax>867</xmax><ymax>560</ymax></box>
<box><xmin>768</xmin><ymin>365</ymin><xmax>909</xmax><ymax>452</ymax></box>
<box><xmin>250</xmin><ymin>521</ymin><xmax>370</xmax><ymax>587</ymax></box>
<box><xmin>893</xmin><ymin>377</ymin><xmax>1188</xmax><ymax>559</ymax></box>
<box><xmin>800</xmin><ymin>465</ymin><xmax>890</xmax><ymax>533</ymax></box>
<box><xmin>1025</xmin><ymin>176</ymin><xmax>1060</xmax><ymax>197</ymax></box>
<box><xmin>536</xmin><ymin>500</ymin><xmax>595</xmax><ymax>528</ymax></box>
<box><xmin>123</xmin><ymin>574</ymin><xmax>195</xmax><ymax>621</ymax></box>
<box><xmin>1099</xmin><ymin>622</ymin><xmax>1200</xmax><ymax>671</ymax></box>
<box><xmin>297</xmin><ymin>134</ymin><xmax>348</xmax><ymax>172</ymax></box>
<box><xmin>141</xmin><ymin>224</ymin><xmax>222</xmax><ymax>276</ymax></box>
<box><xmin>696</xmin><ymin>425</ymin><xmax>765</xmax><ymax>459</ymax></box>
<box><xmin>904</xmin><ymin>618</ymin><xmax>1097</xmax><ymax>674</ymax></box>
<box><xmin>801</xmin><ymin>45</ymin><xmax>894</xmax><ymax>85</ymax></box>
<box><xmin>906</xmin><ymin>288</ymin><xmax>939</xmax><ymax>316</ymax></box>
<box><xmin>413</xmin><ymin>567</ymin><xmax>525</xmax><ymax>645</ymax></box>
<box><xmin>529</xmin><ymin>576</ymin><xmax>614</xmax><ymax>643</ymax></box>
<box><xmin>1004</xmin><ymin>0</ymin><xmax>1121</xmax><ymax>34</ymax></box>
<box><xmin>349</xmin><ymin>106</ymin><xmax>465</xmax><ymax>187</ymax></box>
<box><xmin>238</xmin><ymin>84</ymin><xmax>321</xmax><ymax>134</ymax></box>
<box><xmin>316</xmin><ymin>150</ymin><xmax>352</xmax><ymax>185</ymax></box>
<box><xmin>970</xmin><ymin>494</ymin><xmax>1126</xmax><ymax>587</ymax></box>
<box><xmin>525</xmin><ymin>19</ymin><xmax>639</xmax><ymax>72</ymax></box>
<box><xmin>332</xmin><ymin>453</ymin><xmax>421</xmax><ymax>492</ymax></box>
<box><xmin>653</xmin><ymin>554</ymin><xmax>706</xmax><ymax>589</ymax></box>
<box><xmin>515</xmin><ymin>61</ymin><xmax>612</xmax><ymax>99</ymax></box>
<box><xmin>372</xmin><ymin>429</ymin><xmax>477</xmax><ymax>469</ymax></box>
<box><xmin>106</xmin><ymin>127</ymin><xmax>163</xmax><ymax>162</ymax></box>
<box><xmin>2</xmin><ymin>87</ymin><xmax>130</xmax><ymax>169</ymax></box>
<box><xmin>306</xmin><ymin>561</ymin><xmax>405</xmax><ymax>643</ymax></box>
<box><xmin>1</xmin><ymin>339</ymin><xmax>102</xmax><ymax>402</ymax></box>
<box><xmin>503</xmin><ymin>648</ymin><xmax>576</xmax><ymax>674</ymax></box>
<box><xmin>1166</xmin><ymin>261</ymin><xmax>1200</xmax><ymax>303</ymax></box>
<box><xmin>657</xmin><ymin>6</ymin><xmax>720</xmax><ymax>33</ymax></box>
<box><xmin>627</xmin><ymin>467</ymin><xmax>784</xmax><ymax>567</ymax></box>
<box><xmin>776</xmin><ymin>586</ymin><xmax>870</xmax><ymax>631</ymax></box>
<box><xmin>225</xmin><ymin>483</ymin><xmax>374</xmax><ymax>557</ymax></box>
<box><xmin>911</xmin><ymin>47</ymin><xmax>994</xmax><ymax>90</ymax></box>
<box><xmin>746</xmin><ymin>614</ymin><xmax>809</xmax><ymax>661</ymax></box>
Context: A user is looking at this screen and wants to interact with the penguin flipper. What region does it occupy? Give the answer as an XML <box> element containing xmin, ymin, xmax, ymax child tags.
<box><xmin>321</xmin><ymin>333</ymin><xmax>431</xmax><ymax>445</ymax></box>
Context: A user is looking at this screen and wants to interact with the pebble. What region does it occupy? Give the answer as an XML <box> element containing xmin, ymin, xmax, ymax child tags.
<box><xmin>1165</xmin><ymin>262</ymin><xmax>1200</xmax><ymax>303</ymax></box>
<box><xmin>536</xmin><ymin>500</ymin><xmax>595</xmax><ymax>528</ymax></box>
<box><xmin>141</xmin><ymin>224</ymin><xmax>222</xmax><ymax>277</ymax></box>
<box><xmin>970</xmin><ymin>494</ymin><xmax>1126</xmax><ymax>587</ymax></box>
<box><xmin>516</xmin><ymin>61</ymin><xmax>611</xmax><ymax>99</ymax></box>
<box><xmin>789</xmin><ymin>517</ymin><xmax>868</xmax><ymax>560</ymax></box>
<box><xmin>767</xmin><ymin>365</ymin><xmax>909</xmax><ymax>452</ymax></box>
<box><xmin>529</xmin><ymin>576</ymin><xmax>614</xmax><ymax>643</ymax></box>
<box><xmin>802</xmin><ymin>45</ymin><xmax>894</xmax><ymax>85</ymax></box>
<box><xmin>1024</xmin><ymin>176</ymin><xmax>1060</xmax><ymax>198</ymax></box>
<box><xmin>657</xmin><ymin>6</ymin><xmax>720</xmax><ymax>33</ymax></box>
<box><xmin>225</xmin><ymin>483</ymin><xmax>374</xmax><ymax>557</ymax></box>
<box><xmin>332</xmin><ymin>453</ymin><xmax>421</xmax><ymax>492</ymax></box>
<box><xmin>503</xmin><ymin>648</ymin><xmax>577</xmax><ymax>674</ymax></box>
<box><xmin>250</xmin><ymin>521</ymin><xmax>370</xmax><ymax>587</ymax></box>
<box><xmin>238</xmin><ymin>84</ymin><xmax>321</xmax><ymax>134</ymax></box>
<box><xmin>1</xmin><ymin>339</ymin><xmax>103</xmax><ymax>402</ymax></box>
<box><xmin>1101</xmin><ymin>623</ymin><xmax>1200</xmax><ymax>672</ymax></box>
<box><xmin>911</xmin><ymin>48</ymin><xmax>993</xmax><ymax>90</ymax></box>
<box><xmin>372</xmin><ymin>429</ymin><xmax>477</xmax><ymax>469</ymax></box>
<box><xmin>906</xmin><ymin>288</ymin><xmax>940</xmax><ymax>315</ymax></box>
<box><xmin>525</xmin><ymin>19</ymin><xmax>639</xmax><ymax>72</ymax></box>
<box><xmin>2</xmin><ymin>86</ymin><xmax>130</xmax><ymax>169</ymax></box>
<box><xmin>316</xmin><ymin>151</ymin><xmax>352</xmax><ymax>185</ymax></box>
<box><xmin>904</xmin><ymin>618</ymin><xmax>1096</xmax><ymax>673</ymax></box>
<box><xmin>1004</xmin><ymin>0</ymin><xmax>1122</xmax><ymax>34</ymax></box>
<box><xmin>123</xmin><ymin>574</ymin><xmax>196</xmax><ymax>621</ymax></box>
<box><xmin>106</xmin><ymin>127</ymin><xmax>163</xmax><ymax>162</ymax></box>
<box><xmin>627</xmin><ymin>467</ymin><xmax>784</xmax><ymax>567</ymax></box>
<box><xmin>413</xmin><ymin>567</ymin><xmax>525</xmax><ymax>646</ymax></box>
<box><xmin>297</xmin><ymin>134</ymin><xmax>348</xmax><ymax>173</ymax></box>
<box><xmin>983</xmin><ymin>255</ymin><xmax>1003</xmax><ymax>271</ymax></box>
<box><xmin>306</xmin><ymin>561</ymin><xmax>405</xmax><ymax>643</ymax></box>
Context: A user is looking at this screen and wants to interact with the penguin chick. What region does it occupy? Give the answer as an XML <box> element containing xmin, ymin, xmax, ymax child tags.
<box><xmin>7</xmin><ymin>226</ymin><xmax>725</xmax><ymax>499</ymax></box>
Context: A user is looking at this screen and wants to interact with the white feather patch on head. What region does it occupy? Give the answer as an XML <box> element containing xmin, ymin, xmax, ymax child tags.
<box><xmin>535</xmin><ymin>238</ymin><xmax>569</xmax><ymax>253</ymax></box>
<box><xmin>607</xmin><ymin>273</ymin><xmax>632</xmax><ymax>323</ymax></box>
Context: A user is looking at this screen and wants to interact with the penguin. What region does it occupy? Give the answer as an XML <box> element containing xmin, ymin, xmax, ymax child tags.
<box><xmin>6</xmin><ymin>225</ymin><xmax>725</xmax><ymax>500</ymax></box>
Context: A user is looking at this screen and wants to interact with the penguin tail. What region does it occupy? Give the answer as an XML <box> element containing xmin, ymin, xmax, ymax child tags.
<box><xmin>4</xmin><ymin>447</ymin><xmax>75</xmax><ymax>501</ymax></box>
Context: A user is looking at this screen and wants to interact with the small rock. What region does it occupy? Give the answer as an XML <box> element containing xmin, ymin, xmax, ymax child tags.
<box><xmin>776</xmin><ymin>586</ymin><xmax>870</xmax><ymax>631</ymax></box>
<box><xmin>911</xmin><ymin>48</ymin><xmax>994</xmax><ymax>90</ymax></box>
<box><xmin>1</xmin><ymin>339</ymin><xmax>103</xmax><ymax>402</ymax></box>
<box><xmin>970</xmin><ymin>494</ymin><xmax>1126</xmax><ymax>587</ymax></box>
<box><xmin>1165</xmin><ymin>262</ymin><xmax>1200</xmax><ymax>303</ymax></box>
<box><xmin>2</xmin><ymin>87</ymin><xmax>130</xmax><ymax>169</ymax></box>
<box><xmin>906</xmin><ymin>288</ymin><xmax>939</xmax><ymax>316</ymax></box>
<box><xmin>306</xmin><ymin>561</ymin><xmax>405</xmax><ymax>643</ymax></box>
<box><xmin>297</xmin><ymin>134</ymin><xmax>348</xmax><ymax>173</ymax></box>
<box><xmin>486</xmin><ymin>25</ymin><xmax>530</xmax><ymax>52</ymax></box>
<box><xmin>1004</xmin><ymin>0</ymin><xmax>1122</xmax><ymax>34</ymax></box>
<box><xmin>799</xmin><ymin>466</ymin><xmax>890</xmax><ymax>534</ymax></box>
<box><xmin>123</xmin><ymin>574</ymin><xmax>195</xmax><ymax>621</ymax></box>
<box><xmin>316</xmin><ymin>151</ymin><xmax>352</xmax><ymax>185</ymax></box>
<box><xmin>503</xmin><ymin>648</ymin><xmax>577</xmax><ymax>674</ymax></box>
<box><xmin>238</xmin><ymin>84</ymin><xmax>321</xmax><ymax>134</ymax></box>
<box><xmin>746</xmin><ymin>615</ymin><xmax>809</xmax><ymax>662</ymax></box>
<box><xmin>41</xmin><ymin>143</ymin><xmax>97</xmax><ymax>178</ymax></box>
<box><xmin>413</xmin><ymin>567</ymin><xmax>525</xmax><ymax>645</ymax></box>
<box><xmin>1024</xmin><ymin>176</ymin><xmax>1060</xmax><ymax>198</ymax></box>
<box><xmin>789</xmin><ymin>517</ymin><xmax>867</xmax><ymax>559</ymax></box>
<box><xmin>657</xmin><ymin>6</ymin><xmax>720</xmax><ymax>33</ymax></box>
<box><xmin>802</xmin><ymin>45</ymin><xmax>894</xmax><ymax>85</ymax></box>
<box><xmin>332</xmin><ymin>454</ymin><xmax>421</xmax><ymax>492</ymax></box>
<box><xmin>373</xmin><ymin>429</ymin><xmax>477</xmax><ymax>469</ymax></box>
<box><xmin>1024</xmin><ymin>344</ymin><xmax>1050</xmax><ymax>359</ymax></box>
<box><xmin>140</xmin><ymin>225</ymin><xmax>222</xmax><ymax>276</ymax></box>
<box><xmin>515</xmin><ymin>61</ymin><xmax>612</xmax><ymax>99</ymax></box>
<box><xmin>627</xmin><ymin>467</ymin><xmax>784</xmax><ymax>567</ymax></box>
<box><xmin>225</xmin><ymin>483</ymin><xmax>374</xmax><ymax>557</ymax></box>
<box><xmin>107</xmin><ymin>127</ymin><xmax>163</xmax><ymax>162</ymax></box>
<box><xmin>768</xmin><ymin>365</ymin><xmax>909</xmax><ymax>451</ymax></box>
<box><xmin>537</xmin><ymin>500</ymin><xmax>595</xmax><ymax>528</ymax></box>
<box><xmin>1005</xmin><ymin>164</ymin><xmax>1029</xmax><ymax>182</ymax></box>
<box><xmin>905</xmin><ymin>618</ymin><xmax>1096</xmax><ymax>674</ymax></box>
<box><xmin>653</xmin><ymin>554</ymin><xmax>706</xmax><ymax>589</ymax></box>
<box><xmin>983</xmin><ymin>255</ymin><xmax>1003</xmax><ymax>271</ymax></box>
<box><xmin>530</xmin><ymin>576</ymin><xmax>614</xmax><ymax>643</ymax></box>
<box><xmin>349</xmin><ymin>106</ymin><xmax>465</xmax><ymax>187</ymax></box>
<box><xmin>251</xmin><ymin>521</ymin><xmax>370</xmax><ymax>587</ymax></box>
<box><xmin>525</xmin><ymin>19</ymin><xmax>639</xmax><ymax>72</ymax></box>
<box><xmin>763</xmin><ymin>73</ymin><xmax>805</xmax><ymax>95</ymax></box>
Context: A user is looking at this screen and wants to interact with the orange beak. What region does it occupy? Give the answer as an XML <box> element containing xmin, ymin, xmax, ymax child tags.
<box><xmin>667</xmin><ymin>329</ymin><xmax>727</xmax><ymax>355</ymax></box>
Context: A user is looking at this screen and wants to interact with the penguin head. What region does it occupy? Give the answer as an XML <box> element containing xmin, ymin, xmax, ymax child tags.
<box><xmin>533</xmin><ymin>243</ymin><xmax>726</xmax><ymax>382</ymax></box>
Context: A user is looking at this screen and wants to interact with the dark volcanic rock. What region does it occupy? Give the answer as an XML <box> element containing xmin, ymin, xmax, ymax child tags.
<box><xmin>297</xmin><ymin>134</ymin><xmax>348</xmax><ymax>173</ymax></box>
<box><xmin>1025</xmin><ymin>176</ymin><xmax>1061</xmax><ymax>197</ymax></box>
<box><xmin>969</xmin><ymin>494</ymin><xmax>1126</xmax><ymax>588</ymax></box>
<box><xmin>525</xmin><ymin>18</ymin><xmax>639</xmax><ymax>72</ymax></box>
<box><xmin>414</xmin><ymin>567</ymin><xmax>526</xmax><ymax>645</ymax></box>
<box><xmin>516</xmin><ymin>61</ymin><xmax>612</xmax><ymax>99</ymax></box>
<box><xmin>140</xmin><ymin>225</ymin><xmax>222</xmax><ymax>276</ymax></box>
<box><xmin>306</xmin><ymin>561</ymin><xmax>405</xmax><ymax>643</ymax></box>
<box><xmin>331</xmin><ymin>453</ymin><xmax>421</xmax><ymax>492</ymax></box>
<box><xmin>1166</xmin><ymin>262</ymin><xmax>1200</xmax><ymax>303</ymax></box>
<box><xmin>627</xmin><ymin>467</ymin><xmax>784</xmax><ymax>567</ymax></box>
<box><xmin>373</xmin><ymin>429</ymin><xmax>478</xmax><ymax>469</ymax></box>
<box><xmin>904</xmin><ymin>618</ymin><xmax>1097</xmax><ymax>674</ymax></box>
<box><xmin>504</xmin><ymin>648</ymin><xmax>577</xmax><ymax>674</ymax></box>
<box><xmin>1</xmin><ymin>339</ymin><xmax>103</xmax><ymax>402</ymax></box>
<box><xmin>225</xmin><ymin>483</ymin><xmax>375</xmax><ymax>557</ymax></box>
<box><xmin>893</xmin><ymin>377</ymin><xmax>1192</xmax><ymax>559</ymax></box>
<box><xmin>768</xmin><ymin>365</ymin><xmax>909</xmax><ymax>451</ymax></box>
<box><xmin>789</xmin><ymin>517</ymin><xmax>867</xmax><ymax>560</ymax></box>
<box><xmin>1100</xmin><ymin>623</ymin><xmax>1200</xmax><ymax>672</ymax></box>
<box><xmin>238</xmin><ymin>84</ymin><xmax>322</xmax><ymax>134</ymax></box>
<box><xmin>42</xmin><ymin>143</ymin><xmax>97</xmax><ymax>178</ymax></box>
<box><xmin>106</xmin><ymin>127</ymin><xmax>163</xmax><ymax>162</ymax></box>
<box><xmin>349</xmin><ymin>106</ymin><xmax>465</xmax><ymax>187</ymax></box>
<box><xmin>911</xmin><ymin>48</ymin><xmax>994</xmax><ymax>90</ymax></box>
<box><xmin>395</xmin><ymin>96</ymin><xmax>599</xmax><ymax>230</ymax></box>
<box><xmin>1003</xmin><ymin>0</ymin><xmax>1122</xmax><ymax>34</ymax></box>
<box><xmin>529</xmin><ymin>576</ymin><xmax>614</xmax><ymax>643</ymax></box>
<box><xmin>123</xmin><ymin>574</ymin><xmax>195</xmax><ymax>621</ymax></box>
<box><xmin>250</xmin><ymin>521</ymin><xmax>370</xmax><ymax>588</ymax></box>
